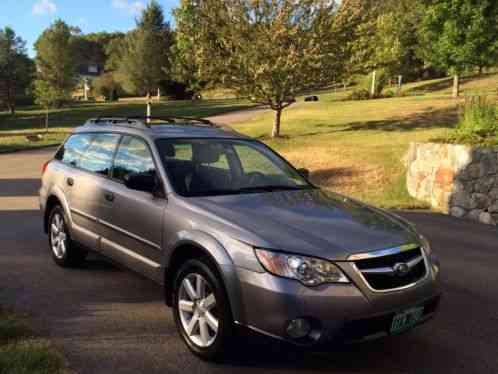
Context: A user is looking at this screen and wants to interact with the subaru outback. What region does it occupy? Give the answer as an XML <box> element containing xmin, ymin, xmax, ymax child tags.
<box><xmin>39</xmin><ymin>116</ymin><xmax>441</xmax><ymax>360</ymax></box>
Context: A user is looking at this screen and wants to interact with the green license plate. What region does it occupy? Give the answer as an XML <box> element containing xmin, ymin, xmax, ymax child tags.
<box><xmin>390</xmin><ymin>307</ymin><xmax>424</xmax><ymax>335</ymax></box>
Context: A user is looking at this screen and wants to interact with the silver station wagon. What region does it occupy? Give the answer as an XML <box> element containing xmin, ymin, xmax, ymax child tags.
<box><xmin>40</xmin><ymin>116</ymin><xmax>441</xmax><ymax>360</ymax></box>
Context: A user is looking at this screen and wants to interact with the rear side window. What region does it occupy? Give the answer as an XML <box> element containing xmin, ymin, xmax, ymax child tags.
<box><xmin>78</xmin><ymin>134</ymin><xmax>121</xmax><ymax>176</ymax></box>
<box><xmin>112</xmin><ymin>136</ymin><xmax>156</xmax><ymax>182</ymax></box>
<box><xmin>56</xmin><ymin>134</ymin><xmax>94</xmax><ymax>167</ymax></box>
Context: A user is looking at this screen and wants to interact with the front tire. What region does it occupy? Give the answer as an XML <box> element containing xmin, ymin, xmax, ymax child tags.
<box><xmin>48</xmin><ymin>205</ymin><xmax>87</xmax><ymax>267</ymax></box>
<box><xmin>172</xmin><ymin>258</ymin><xmax>234</xmax><ymax>361</ymax></box>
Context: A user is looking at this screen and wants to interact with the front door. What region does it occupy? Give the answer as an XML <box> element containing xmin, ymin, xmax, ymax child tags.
<box><xmin>98</xmin><ymin>135</ymin><xmax>166</xmax><ymax>281</ymax></box>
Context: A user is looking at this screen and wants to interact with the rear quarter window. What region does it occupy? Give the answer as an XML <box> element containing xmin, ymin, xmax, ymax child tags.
<box><xmin>55</xmin><ymin>134</ymin><xmax>94</xmax><ymax>167</ymax></box>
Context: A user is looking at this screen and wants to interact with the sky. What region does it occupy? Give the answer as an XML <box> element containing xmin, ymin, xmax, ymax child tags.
<box><xmin>0</xmin><ymin>0</ymin><xmax>180</xmax><ymax>57</ymax></box>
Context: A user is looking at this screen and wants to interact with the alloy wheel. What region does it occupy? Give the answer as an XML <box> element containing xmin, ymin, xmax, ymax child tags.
<box><xmin>50</xmin><ymin>213</ymin><xmax>67</xmax><ymax>259</ymax></box>
<box><xmin>178</xmin><ymin>273</ymin><xmax>219</xmax><ymax>348</ymax></box>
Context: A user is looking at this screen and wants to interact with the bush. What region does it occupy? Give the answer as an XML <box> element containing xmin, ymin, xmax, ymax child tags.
<box><xmin>349</xmin><ymin>88</ymin><xmax>370</xmax><ymax>100</ymax></box>
<box><xmin>457</xmin><ymin>96</ymin><xmax>497</xmax><ymax>137</ymax></box>
<box><xmin>361</xmin><ymin>70</ymin><xmax>389</xmax><ymax>98</ymax></box>
<box><xmin>93</xmin><ymin>73</ymin><xmax>121</xmax><ymax>101</ymax></box>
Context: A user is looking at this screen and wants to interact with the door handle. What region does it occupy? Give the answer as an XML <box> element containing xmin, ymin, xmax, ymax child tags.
<box><xmin>66</xmin><ymin>177</ymin><xmax>74</xmax><ymax>186</ymax></box>
<box><xmin>104</xmin><ymin>192</ymin><xmax>115</xmax><ymax>202</ymax></box>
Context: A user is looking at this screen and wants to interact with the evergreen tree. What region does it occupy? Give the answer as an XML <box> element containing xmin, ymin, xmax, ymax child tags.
<box><xmin>0</xmin><ymin>27</ymin><xmax>34</xmax><ymax>114</ymax></box>
<box><xmin>34</xmin><ymin>20</ymin><xmax>79</xmax><ymax>105</ymax></box>
<box><xmin>117</xmin><ymin>1</ymin><xmax>172</xmax><ymax>99</ymax></box>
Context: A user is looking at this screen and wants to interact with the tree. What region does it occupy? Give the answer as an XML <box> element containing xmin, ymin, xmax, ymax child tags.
<box><xmin>0</xmin><ymin>27</ymin><xmax>34</xmax><ymax>114</ymax></box>
<box><xmin>172</xmin><ymin>0</ymin><xmax>204</xmax><ymax>94</ymax></box>
<box><xmin>179</xmin><ymin>0</ymin><xmax>342</xmax><ymax>138</ymax></box>
<box><xmin>420</xmin><ymin>0</ymin><xmax>498</xmax><ymax>98</ymax></box>
<box><xmin>336</xmin><ymin>0</ymin><xmax>425</xmax><ymax>97</ymax></box>
<box><xmin>117</xmin><ymin>1</ymin><xmax>171</xmax><ymax>103</ymax></box>
<box><xmin>33</xmin><ymin>80</ymin><xmax>63</xmax><ymax>132</ymax></box>
<box><xmin>34</xmin><ymin>20</ymin><xmax>79</xmax><ymax>105</ymax></box>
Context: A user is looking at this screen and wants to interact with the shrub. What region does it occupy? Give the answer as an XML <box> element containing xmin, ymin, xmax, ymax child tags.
<box><xmin>349</xmin><ymin>88</ymin><xmax>370</xmax><ymax>100</ymax></box>
<box><xmin>361</xmin><ymin>70</ymin><xmax>389</xmax><ymax>98</ymax></box>
<box><xmin>93</xmin><ymin>73</ymin><xmax>121</xmax><ymax>101</ymax></box>
<box><xmin>457</xmin><ymin>95</ymin><xmax>497</xmax><ymax>137</ymax></box>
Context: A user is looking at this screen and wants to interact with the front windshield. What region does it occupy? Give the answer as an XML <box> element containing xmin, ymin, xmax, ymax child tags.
<box><xmin>155</xmin><ymin>138</ymin><xmax>313</xmax><ymax>197</ymax></box>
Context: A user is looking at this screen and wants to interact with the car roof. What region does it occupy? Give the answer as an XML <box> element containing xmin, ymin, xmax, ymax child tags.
<box><xmin>72</xmin><ymin>118</ymin><xmax>252</xmax><ymax>141</ymax></box>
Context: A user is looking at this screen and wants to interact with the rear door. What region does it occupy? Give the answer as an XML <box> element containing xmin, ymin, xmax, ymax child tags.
<box><xmin>98</xmin><ymin>135</ymin><xmax>166</xmax><ymax>281</ymax></box>
<box><xmin>64</xmin><ymin>133</ymin><xmax>121</xmax><ymax>250</ymax></box>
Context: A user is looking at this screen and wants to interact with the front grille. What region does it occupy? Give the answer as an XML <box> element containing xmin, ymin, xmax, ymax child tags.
<box><xmin>354</xmin><ymin>246</ymin><xmax>427</xmax><ymax>291</ymax></box>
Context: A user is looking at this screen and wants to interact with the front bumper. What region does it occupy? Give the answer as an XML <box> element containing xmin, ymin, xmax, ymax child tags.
<box><xmin>234</xmin><ymin>265</ymin><xmax>441</xmax><ymax>345</ymax></box>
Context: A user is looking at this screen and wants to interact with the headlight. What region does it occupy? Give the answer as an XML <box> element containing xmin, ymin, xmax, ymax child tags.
<box><xmin>418</xmin><ymin>234</ymin><xmax>432</xmax><ymax>254</ymax></box>
<box><xmin>254</xmin><ymin>249</ymin><xmax>349</xmax><ymax>286</ymax></box>
<box><xmin>418</xmin><ymin>235</ymin><xmax>440</xmax><ymax>276</ymax></box>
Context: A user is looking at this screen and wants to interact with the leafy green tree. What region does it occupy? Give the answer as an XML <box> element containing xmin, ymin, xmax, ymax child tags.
<box><xmin>117</xmin><ymin>1</ymin><xmax>171</xmax><ymax>99</ymax></box>
<box><xmin>34</xmin><ymin>20</ymin><xmax>79</xmax><ymax>105</ymax></box>
<box><xmin>172</xmin><ymin>0</ymin><xmax>204</xmax><ymax>94</ymax></box>
<box><xmin>336</xmin><ymin>0</ymin><xmax>424</xmax><ymax>96</ymax></box>
<box><xmin>0</xmin><ymin>27</ymin><xmax>34</xmax><ymax>114</ymax></box>
<box><xmin>33</xmin><ymin>80</ymin><xmax>63</xmax><ymax>132</ymax></box>
<box><xmin>420</xmin><ymin>0</ymin><xmax>498</xmax><ymax>98</ymax></box>
<box><xmin>182</xmin><ymin>0</ymin><xmax>342</xmax><ymax>138</ymax></box>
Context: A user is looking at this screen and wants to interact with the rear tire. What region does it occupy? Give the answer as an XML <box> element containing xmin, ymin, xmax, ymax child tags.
<box><xmin>172</xmin><ymin>258</ymin><xmax>235</xmax><ymax>361</ymax></box>
<box><xmin>48</xmin><ymin>205</ymin><xmax>87</xmax><ymax>267</ymax></box>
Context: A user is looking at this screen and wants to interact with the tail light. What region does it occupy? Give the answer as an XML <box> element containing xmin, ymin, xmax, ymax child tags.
<box><xmin>41</xmin><ymin>160</ymin><xmax>50</xmax><ymax>176</ymax></box>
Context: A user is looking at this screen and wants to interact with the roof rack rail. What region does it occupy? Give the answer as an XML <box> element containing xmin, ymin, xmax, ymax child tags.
<box><xmin>127</xmin><ymin>116</ymin><xmax>215</xmax><ymax>126</ymax></box>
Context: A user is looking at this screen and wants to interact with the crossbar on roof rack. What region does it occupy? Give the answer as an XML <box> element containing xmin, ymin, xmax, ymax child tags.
<box><xmin>84</xmin><ymin>117</ymin><xmax>150</xmax><ymax>129</ymax></box>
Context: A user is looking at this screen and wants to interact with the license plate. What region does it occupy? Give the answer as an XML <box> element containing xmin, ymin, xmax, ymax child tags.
<box><xmin>390</xmin><ymin>307</ymin><xmax>424</xmax><ymax>335</ymax></box>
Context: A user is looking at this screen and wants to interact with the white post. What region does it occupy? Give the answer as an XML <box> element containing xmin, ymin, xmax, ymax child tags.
<box><xmin>83</xmin><ymin>79</ymin><xmax>89</xmax><ymax>101</ymax></box>
<box><xmin>146</xmin><ymin>92</ymin><xmax>152</xmax><ymax>123</ymax></box>
<box><xmin>370</xmin><ymin>70</ymin><xmax>377</xmax><ymax>98</ymax></box>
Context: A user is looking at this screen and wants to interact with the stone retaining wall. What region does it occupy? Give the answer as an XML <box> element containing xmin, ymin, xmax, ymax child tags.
<box><xmin>406</xmin><ymin>142</ymin><xmax>498</xmax><ymax>225</ymax></box>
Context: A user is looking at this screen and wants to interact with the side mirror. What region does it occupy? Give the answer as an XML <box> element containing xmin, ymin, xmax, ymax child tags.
<box><xmin>124</xmin><ymin>172</ymin><xmax>159</xmax><ymax>194</ymax></box>
<box><xmin>297</xmin><ymin>168</ymin><xmax>310</xmax><ymax>179</ymax></box>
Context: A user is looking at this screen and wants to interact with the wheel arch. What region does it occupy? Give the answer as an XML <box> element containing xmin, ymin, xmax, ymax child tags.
<box><xmin>43</xmin><ymin>189</ymin><xmax>71</xmax><ymax>234</ymax></box>
<box><xmin>163</xmin><ymin>231</ymin><xmax>244</xmax><ymax>324</ymax></box>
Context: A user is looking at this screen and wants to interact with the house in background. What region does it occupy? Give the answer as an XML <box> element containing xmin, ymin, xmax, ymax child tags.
<box><xmin>75</xmin><ymin>63</ymin><xmax>102</xmax><ymax>100</ymax></box>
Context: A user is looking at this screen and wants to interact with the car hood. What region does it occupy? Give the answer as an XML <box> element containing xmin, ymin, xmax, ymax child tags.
<box><xmin>185</xmin><ymin>189</ymin><xmax>420</xmax><ymax>261</ymax></box>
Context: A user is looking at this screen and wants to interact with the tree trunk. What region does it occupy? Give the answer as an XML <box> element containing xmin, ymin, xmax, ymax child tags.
<box><xmin>370</xmin><ymin>70</ymin><xmax>377</xmax><ymax>98</ymax></box>
<box><xmin>45</xmin><ymin>108</ymin><xmax>49</xmax><ymax>133</ymax></box>
<box><xmin>8</xmin><ymin>103</ymin><xmax>15</xmax><ymax>115</ymax></box>
<box><xmin>157</xmin><ymin>87</ymin><xmax>161</xmax><ymax>101</ymax></box>
<box><xmin>398</xmin><ymin>75</ymin><xmax>403</xmax><ymax>91</ymax></box>
<box><xmin>272</xmin><ymin>108</ymin><xmax>282</xmax><ymax>138</ymax></box>
<box><xmin>452</xmin><ymin>74</ymin><xmax>460</xmax><ymax>98</ymax></box>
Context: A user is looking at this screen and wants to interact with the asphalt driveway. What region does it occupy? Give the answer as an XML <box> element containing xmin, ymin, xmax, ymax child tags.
<box><xmin>0</xmin><ymin>147</ymin><xmax>497</xmax><ymax>374</ymax></box>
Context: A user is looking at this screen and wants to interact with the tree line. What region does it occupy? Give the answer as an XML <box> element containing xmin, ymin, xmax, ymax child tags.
<box><xmin>1</xmin><ymin>0</ymin><xmax>498</xmax><ymax>137</ymax></box>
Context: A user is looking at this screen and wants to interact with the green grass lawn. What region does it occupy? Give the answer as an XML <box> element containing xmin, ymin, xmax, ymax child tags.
<box><xmin>232</xmin><ymin>73</ymin><xmax>498</xmax><ymax>209</ymax></box>
<box><xmin>0</xmin><ymin>307</ymin><xmax>65</xmax><ymax>374</ymax></box>
<box><xmin>0</xmin><ymin>98</ymin><xmax>253</xmax><ymax>153</ymax></box>
<box><xmin>2</xmin><ymin>73</ymin><xmax>497</xmax><ymax>208</ymax></box>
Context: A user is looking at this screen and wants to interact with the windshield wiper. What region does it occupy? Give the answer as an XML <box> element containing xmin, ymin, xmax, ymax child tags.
<box><xmin>237</xmin><ymin>185</ymin><xmax>310</xmax><ymax>192</ymax></box>
<box><xmin>189</xmin><ymin>185</ymin><xmax>312</xmax><ymax>197</ymax></box>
